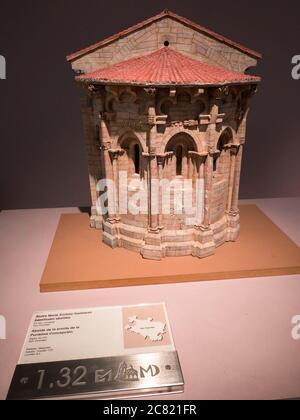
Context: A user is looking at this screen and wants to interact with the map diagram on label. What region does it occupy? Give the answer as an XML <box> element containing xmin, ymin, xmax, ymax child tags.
<box><xmin>125</xmin><ymin>316</ymin><xmax>166</xmax><ymax>342</ymax></box>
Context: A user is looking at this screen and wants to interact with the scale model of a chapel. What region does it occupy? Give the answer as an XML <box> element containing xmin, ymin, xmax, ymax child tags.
<box><xmin>67</xmin><ymin>10</ymin><xmax>261</xmax><ymax>260</ymax></box>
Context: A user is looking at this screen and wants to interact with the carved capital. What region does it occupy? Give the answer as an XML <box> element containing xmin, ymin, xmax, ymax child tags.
<box><xmin>188</xmin><ymin>151</ymin><xmax>208</xmax><ymax>159</ymax></box>
<box><xmin>142</xmin><ymin>152</ymin><xmax>156</xmax><ymax>160</ymax></box>
<box><xmin>230</xmin><ymin>144</ymin><xmax>241</xmax><ymax>155</ymax></box>
<box><xmin>87</xmin><ymin>84</ymin><xmax>97</xmax><ymax>93</ymax></box>
<box><xmin>155</xmin><ymin>115</ymin><xmax>168</xmax><ymax>125</ymax></box>
<box><xmin>170</xmin><ymin>88</ymin><xmax>177</xmax><ymax>97</ymax></box>
<box><xmin>102</xmin><ymin>141</ymin><xmax>112</xmax><ymax>151</ymax></box>
<box><xmin>183</xmin><ymin>119</ymin><xmax>198</xmax><ymax>128</ymax></box>
<box><xmin>144</xmin><ymin>87</ymin><xmax>156</xmax><ymax>96</ymax></box>
<box><xmin>108</xmin><ymin>148</ymin><xmax>124</xmax><ymax>160</ymax></box>
<box><xmin>199</xmin><ymin>114</ymin><xmax>211</xmax><ymax>126</ymax></box>
<box><xmin>156</xmin><ymin>151</ymin><xmax>174</xmax><ymax>165</ymax></box>
<box><xmin>216</xmin><ymin>112</ymin><xmax>226</xmax><ymax>124</ymax></box>
<box><xmin>208</xmin><ymin>147</ymin><xmax>221</xmax><ymax>157</ymax></box>
<box><xmin>194</xmin><ymin>88</ymin><xmax>205</xmax><ymax>97</ymax></box>
<box><xmin>218</xmin><ymin>85</ymin><xmax>230</xmax><ymax>96</ymax></box>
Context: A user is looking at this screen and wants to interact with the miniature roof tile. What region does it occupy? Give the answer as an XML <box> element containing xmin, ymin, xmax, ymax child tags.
<box><xmin>67</xmin><ymin>10</ymin><xmax>261</xmax><ymax>62</ymax></box>
<box><xmin>76</xmin><ymin>47</ymin><xmax>260</xmax><ymax>87</ymax></box>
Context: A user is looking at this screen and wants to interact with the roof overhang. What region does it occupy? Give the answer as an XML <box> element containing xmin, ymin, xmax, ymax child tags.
<box><xmin>75</xmin><ymin>47</ymin><xmax>261</xmax><ymax>88</ymax></box>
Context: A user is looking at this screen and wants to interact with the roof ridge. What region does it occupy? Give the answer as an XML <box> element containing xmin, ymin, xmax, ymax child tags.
<box><xmin>67</xmin><ymin>10</ymin><xmax>261</xmax><ymax>62</ymax></box>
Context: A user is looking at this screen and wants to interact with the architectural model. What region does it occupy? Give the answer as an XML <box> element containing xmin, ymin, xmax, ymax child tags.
<box><xmin>67</xmin><ymin>10</ymin><xmax>261</xmax><ymax>260</ymax></box>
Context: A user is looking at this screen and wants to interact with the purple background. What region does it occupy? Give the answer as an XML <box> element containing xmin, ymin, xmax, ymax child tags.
<box><xmin>0</xmin><ymin>0</ymin><xmax>299</xmax><ymax>209</ymax></box>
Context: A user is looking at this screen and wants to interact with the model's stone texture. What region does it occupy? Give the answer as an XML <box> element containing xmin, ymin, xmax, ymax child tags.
<box><xmin>67</xmin><ymin>9</ymin><xmax>261</xmax><ymax>260</ymax></box>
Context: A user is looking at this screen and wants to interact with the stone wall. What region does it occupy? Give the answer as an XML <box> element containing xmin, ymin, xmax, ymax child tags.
<box><xmin>82</xmin><ymin>83</ymin><xmax>255</xmax><ymax>258</ymax></box>
<box><xmin>94</xmin><ymin>85</ymin><xmax>245</xmax><ymax>225</ymax></box>
<box><xmin>70</xmin><ymin>17</ymin><xmax>257</xmax><ymax>75</ymax></box>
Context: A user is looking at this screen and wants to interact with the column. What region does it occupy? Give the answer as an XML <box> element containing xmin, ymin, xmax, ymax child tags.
<box><xmin>187</xmin><ymin>154</ymin><xmax>194</xmax><ymax>222</ymax></box>
<box><xmin>156</xmin><ymin>155</ymin><xmax>165</xmax><ymax>229</ymax></box>
<box><xmin>187</xmin><ymin>153</ymin><xmax>193</xmax><ymax>180</ymax></box>
<box><xmin>188</xmin><ymin>152</ymin><xmax>205</xmax><ymax>226</ymax></box>
<box><xmin>150</xmin><ymin>153</ymin><xmax>159</xmax><ymax>231</ymax></box>
<box><xmin>99</xmin><ymin>117</ymin><xmax>113</xmax><ymax>187</ymax></box>
<box><xmin>143</xmin><ymin>153</ymin><xmax>151</xmax><ymax>229</ymax></box>
<box><xmin>201</xmin><ymin>88</ymin><xmax>219</xmax><ymax>229</ymax></box>
<box><xmin>226</xmin><ymin>145</ymin><xmax>238</xmax><ymax>213</ymax></box>
<box><xmin>203</xmin><ymin>152</ymin><xmax>213</xmax><ymax>227</ymax></box>
<box><xmin>146</xmin><ymin>102</ymin><xmax>157</xmax><ymax>231</ymax></box>
<box><xmin>197</xmin><ymin>156</ymin><xmax>205</xmax><ymax>225</ymax></box>
<box><xmin>230</xmin><ymin>145</ymin><xmax>244</xmax><ymax>215</ymax></box>
<box><xmin>108</xmin><ymin>149</ymin><xmax>124</xmax><ymax>222</ymax></box>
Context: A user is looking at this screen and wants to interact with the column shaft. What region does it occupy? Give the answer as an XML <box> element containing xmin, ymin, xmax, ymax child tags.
<box><xmin>203</xmin><ymin>154</ymin><xmax>213</xmax><ymax>227</ymax></box>
<box><xmin>231</xmin><ymin>145</ymin><xmax>244</xmax><ymax>214</ymax></box>
<box><xmin>112</xmin><ymin>156</ymin><xmax>119</xmax><ymax>220</ymax></box>
<box><xmin>197</xmin><ymin>157</ymin><xmax>205</xmax><ymax>225</ymax></box>
<box><xmin>157</xmin><ymin>158</ymin><xmax>164</xmax><ymax>228</ymax></box>
<box><xmin>150</xmin><ymin>155</ymin><xmax>159</xmax><ymax>230</ymax></box>
<box><xmin>202</xmin><ymin>88</ymin><xmax>219</xmax><ymax>228</ymax></box>
<box><xmin>226</xmin><ymin>148</ymin><xmax>237</xmax><ymax>213</ymax></box>
<box><xmin>103</xmin><ymin>147</ymin><xmax>115</xmax><ymax>222</ymax></box>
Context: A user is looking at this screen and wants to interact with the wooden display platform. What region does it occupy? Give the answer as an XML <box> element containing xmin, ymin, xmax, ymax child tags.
<box><xmin>40</xmin><ymin>205</ymin><xmax>300</xmax><ymax>292</ymax></box>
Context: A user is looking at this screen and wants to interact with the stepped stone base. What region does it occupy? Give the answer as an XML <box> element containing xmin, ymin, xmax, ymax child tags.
<box><xmin>101</xmin><ymin>212</ymin><xmax>240</xmax><ymax>260</ymax></box>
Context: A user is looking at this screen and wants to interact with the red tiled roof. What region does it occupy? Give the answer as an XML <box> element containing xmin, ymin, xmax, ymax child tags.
<box><xmin>67</xmin><ymin>10</ymin><xmax>261</xmax><ymax>62</ymax></box>
<box><xmin>76</xmin><ymin>47</ymin><xmax>260</xmax><ymax>87</ymax></box>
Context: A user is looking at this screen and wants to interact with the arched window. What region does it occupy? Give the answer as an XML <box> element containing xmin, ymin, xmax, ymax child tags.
<box><xmin>133</xmin><ymin>143</ymin><xmax>140</xmax><ymax>175</ymax></box>
<box><xmin>165</xmin><ymin>133</ymin><xmax>197</xmax><ymax>178</ymax></box>
<box><xmin>217</xmin><ymin>128</ymin><xmax>233</xmax><ymax>151</ymax></box>
<box><xmin>175</xmin><ymin>145</ymin><xmax>183</xmax><ymax>176</ymax></box>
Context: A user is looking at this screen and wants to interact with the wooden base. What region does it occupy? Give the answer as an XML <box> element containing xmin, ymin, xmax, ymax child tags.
<box><xmin>40</xmin><ymin>205</ymin><xmax>300</xmax><ymax>292</ymax></box>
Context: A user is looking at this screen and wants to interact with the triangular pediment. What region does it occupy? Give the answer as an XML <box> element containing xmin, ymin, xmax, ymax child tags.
<box><xmin>67</xmin><ymin>10</ymin><xmax>261</xmax><ymax>75</ymax></box>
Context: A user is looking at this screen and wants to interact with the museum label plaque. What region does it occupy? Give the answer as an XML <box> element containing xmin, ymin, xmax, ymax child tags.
<box><xmin>7</xmin><ymin>303</ymin><xmax>184</xmax><ymax>400</ymax></box>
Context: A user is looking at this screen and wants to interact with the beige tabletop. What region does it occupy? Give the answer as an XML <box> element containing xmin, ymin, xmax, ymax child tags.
<box><xmin>0</xmin><ymin>197</ymin><xmax>300</xmax><ymax>400</ymax></box>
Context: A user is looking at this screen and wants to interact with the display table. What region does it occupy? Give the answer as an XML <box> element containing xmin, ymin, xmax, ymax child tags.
<box><xmin>0</xmin><ymin>197</ymin><xmax>300</xmax><ymax>400</ymax></box>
